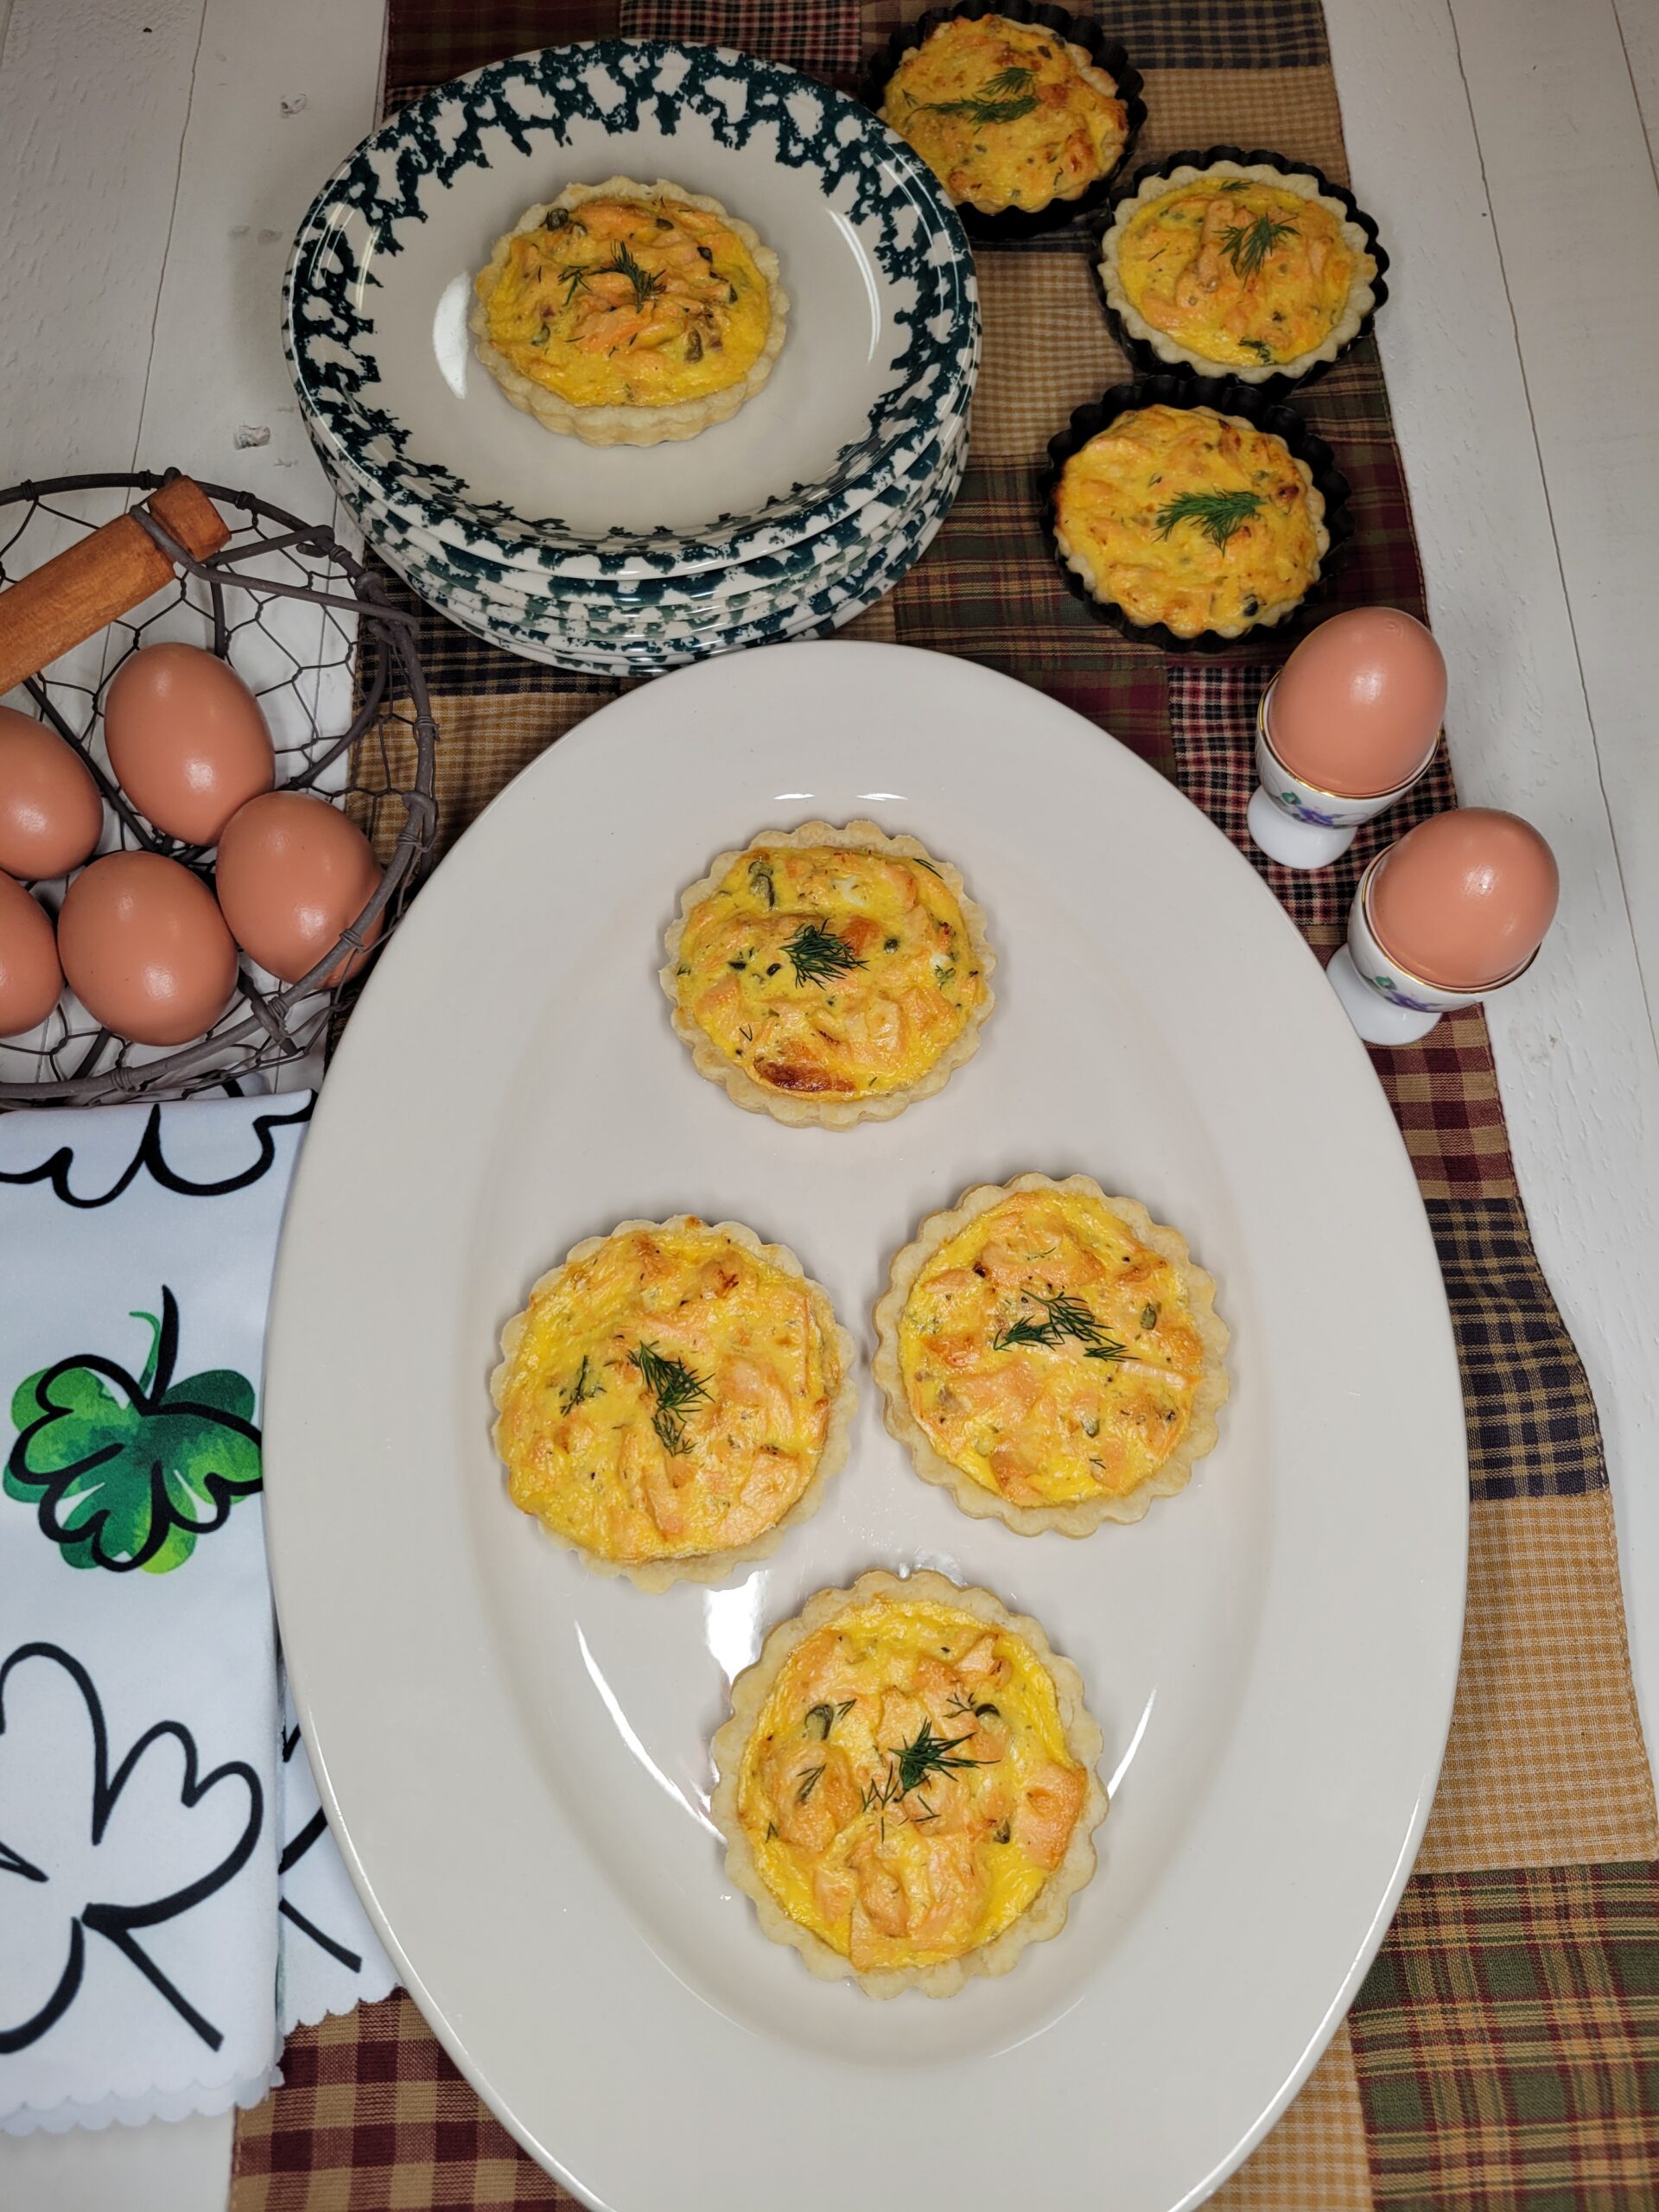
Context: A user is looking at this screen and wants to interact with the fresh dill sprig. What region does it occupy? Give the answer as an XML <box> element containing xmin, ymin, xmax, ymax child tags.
<box><xmin>559</xmin><ymin>1353</ymin><xmax>602</xmax><ymax>1414</ymax></box>
<box><xmin>560</xmin><ymin>264</ymin><xmax>592</xmax><ymax>306</ymax></box>
<box><xmin>781</xmin><ymin>921</ymin><xmax>863</xmax><ymax>988</ymax></box>
<box><xmin>1218</xmin><ymin>212</ymin><xmax>1297</xmax><ymax>280</ymax></box>
<box><xmin>1154</xmin><ymin>488</ymin><xmax>1264</xmax><ymax>552</ymax></box>
<box><xmin>605</xmin><ymin>239</ymin><xmax>667</xmax><ymax>313</ymax></box>
<box><xmin>630</xmin><ymin>1339</ymin><xmax>711</xmax><ymax>1457</ymax></box>
<box><xmin>796</xmin><ymin>1764</ymin><xmax>825</xmax><ymax>1804</ymax></box>
<box><xmin>992</xmin><ymin>1289</ymin><xmax>1122</xmax><ymax>1360</ymax></box>
<box><xmin>945</xmin><ymin>1693</ymin><xmax>1001</xmax><ymax>1720</ymax></box>
<box><xmin>892</xmin><ymin>1719</ymin><xmax>989</xmax><ymax>1796</ymax></box>
<box><xmin>915</xmin><ymin>64</ymin><xmax>1039</xmax><ymax>127</ymax></box>
<box><xmin>861</xmin><ymin>1768</ymin><xmax>904</xmax><ymax>1818</ymax></box>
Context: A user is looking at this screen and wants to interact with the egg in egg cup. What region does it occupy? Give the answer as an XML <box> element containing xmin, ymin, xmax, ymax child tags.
<box><xmin>874</xmin><ymin>1173</ymin><xmax>1230</xmax><ymax>1536</ymax></box>
<box><xmin>661</xmin><ymin>820</ymin><xmax>996</xmax><ymax>1128</ymax></box>
<box><xmin>711</xmin><ymin>1569</ymin><xmax>1109</xmax><ymax>1997</ymax></box>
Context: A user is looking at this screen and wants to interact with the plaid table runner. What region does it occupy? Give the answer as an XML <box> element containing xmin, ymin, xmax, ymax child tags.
<box><xmin>233</xmin><ymin>4</ymin><xmax>1659</xmax><ymax>2204</ymax></box>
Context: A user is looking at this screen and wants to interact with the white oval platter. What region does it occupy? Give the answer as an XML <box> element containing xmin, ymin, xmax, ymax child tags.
<box><xmin>263</xmin><ymin>641</ymin><xmax>1465</xmax><ymax>2212</ymax></box>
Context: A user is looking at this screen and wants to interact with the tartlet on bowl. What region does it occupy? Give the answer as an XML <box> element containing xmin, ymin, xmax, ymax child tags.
<box><xmin>710</xmin><ymin>1568</ymin><xmax>1108</xmax><ymax>1998</ymax></box>
<box><xmin>1096</xmin><ymin>147</ymin><xmax>1387</xmax><ymax>394</ymax></box>
<box><xmin>874</xmin><ymin>1173</ymin><xmax>1230</xmax><ymax>1536</ymax></box>
<box><xmin>661</xmin><ymin>820</ymin><xmax>995</xmax><ymax>1128</ymax></box>
<box><xmin>490</xmin><ymin>1215</ymin><xmax>855</xmax><ymax>1588</ymax></box>
<box><xmin>863</xmin><ymin>1</ymin><xmax>1144</xmax><ymax>240</ymax></box>
<box><xmin>1044</xmin><ymin>376</ymin><xmax>1352</xmax><ymax>650</ymax></box>
<box><xmin>470</xmin><ymin>175</ymin><xmax>788</xmax><ymax>447</ymax></box>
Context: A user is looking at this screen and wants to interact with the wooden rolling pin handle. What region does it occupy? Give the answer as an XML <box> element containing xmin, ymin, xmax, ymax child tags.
<box><xmin>0</xmin><ymin>476</ymin><xmax>232</xmax><ymax>700</ymax></box>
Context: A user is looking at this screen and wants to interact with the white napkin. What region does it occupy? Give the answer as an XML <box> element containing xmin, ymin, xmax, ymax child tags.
<box><xmin>0</xmin><ymin>1097</ymin><xmax>394</xmax><ymax>2134</ymax></box>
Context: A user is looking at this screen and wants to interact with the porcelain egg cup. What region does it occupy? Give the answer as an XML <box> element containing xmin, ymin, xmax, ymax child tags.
<box><xmin>1326</xmin><ymin>851</ymin><xmax>1537</xmax><ymax>1044</ymax></box>
<box><xmin>1248</xmin><ymin>677</ymin><xmax>1438</xmax><ymax>870</ymax></box>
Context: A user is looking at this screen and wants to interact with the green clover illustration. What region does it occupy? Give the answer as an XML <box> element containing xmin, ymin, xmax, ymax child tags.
<box><xmin>4</xmin><ymin>1289</ymin><xmax>262</xmax><ymax>1574</ymax></box>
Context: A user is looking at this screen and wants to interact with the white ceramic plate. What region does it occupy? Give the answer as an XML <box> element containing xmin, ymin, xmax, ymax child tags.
<box><xmin>283</xmin><ymin>41</ymin><xmax>977</xmax><ymax>579</ymax></box>
<box><xmin>327</xmin><ymin>419</ymin><xmax>965</xmax><ymax>640</ymax></box>
<box><xmin>264</xmin><ymin>644</ymin><xmax>1465</xmax><ymax>2212</ymax></box>
<box><xmin>357</xmin><ymin>430</ymin><xmax>966</xmax><ymax>671</ymax></box>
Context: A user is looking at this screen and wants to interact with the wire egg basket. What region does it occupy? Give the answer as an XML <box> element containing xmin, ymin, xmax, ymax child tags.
<box><xmin>0</xmin><ymin>471</ymin><xmax>437</xmax><ymax>1105</ymax></box>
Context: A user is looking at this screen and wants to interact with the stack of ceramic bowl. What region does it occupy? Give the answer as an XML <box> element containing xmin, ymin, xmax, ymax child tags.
<box><xmin>283</xmin><ymin>40</ymin><xmax>980</xmax><ymax>676</ymax></box>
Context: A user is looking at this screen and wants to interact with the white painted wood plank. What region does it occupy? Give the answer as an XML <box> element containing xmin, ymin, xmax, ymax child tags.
<box><xmin>1614</xmin><ymin>0</ymin><xmax>1659</xmax><ymax>170</ymax></box>
<box><xmin>1325</xmin><ymin>0</ymin><xmax>1659</xmax><ymax>1764</ymax></box>
<box><xmin>0</xmin><ymin>0</ymin><xmax>206</xmax><ymax>484</ymax></box>
<box><xmin>132</xmin><ymin>0</ymin><xmax>385</xmax><ymax>512</ymax></box>
<box><xmin>0</xmin><ymin>2112</ymin><xmax>234</xmax><ymax>2212</ymax></box>
<box><xmin>1452</xmin><ymin>0</ymin><xmax>1659</xmax><ymax>1039</ymax></box>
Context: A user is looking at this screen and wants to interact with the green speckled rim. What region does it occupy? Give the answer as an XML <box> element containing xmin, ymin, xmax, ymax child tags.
<box><xmin>283</xmin><ymin>39</ymin><xmax>979</xmax><ymax>578</ymax></box>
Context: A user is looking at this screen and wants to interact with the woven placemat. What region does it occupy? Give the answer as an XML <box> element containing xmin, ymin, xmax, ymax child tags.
<box><xmin>236</xmin><ymin>4</ymin><xmax>1659</xmax><ymax>2204</ymax></box>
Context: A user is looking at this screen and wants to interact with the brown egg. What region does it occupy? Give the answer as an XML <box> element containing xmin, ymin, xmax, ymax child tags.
<box><xmin>58</xmin><ymin>851</ymin><xmax>238</xmax><ymax>1046</ymax></box>
<box><xmin>214</xmin><ymin>791</ymin><xmax>383</xmax><ymax>986</ymax></box>
<box><xmin>1269</xmin><ymin>607</ymin><xmax>1447</xmax><ymax>797</ymax></box>
<box><xmin>104</xmin><ymin>643</ymin><xmax>275</xmax><ymax>846</ymax></box>
<box><xmin>1370</xmin><ymin>809</ymin><xmax>1559</xmax><ymax>989</ymax></box>
<box><xmin>0</xmin><ymin>871</ymin><xmax>64</xmax><ymax>1037</ymax></box>
<box><xmin>0</xmin><ymin>705</ymin><xmax>105</xmax><ymax>880</ymax></box>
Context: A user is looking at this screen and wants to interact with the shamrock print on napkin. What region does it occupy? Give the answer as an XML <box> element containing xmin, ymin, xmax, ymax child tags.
<box><xmin>0</xmin><ymin>1643</ymin><xmax>262</xmax><ymax>2056</ymax></box>
<box><xmin>7</xmin><ymin>1288</ymin><xmax>263</xmax><ymax>1575</ymax></box>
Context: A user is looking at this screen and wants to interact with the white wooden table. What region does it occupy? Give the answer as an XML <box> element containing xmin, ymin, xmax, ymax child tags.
<box><xmin>1</xmin><ymin>2</ymin><xmax>1654</xmax><ymax>2205</ymax></box>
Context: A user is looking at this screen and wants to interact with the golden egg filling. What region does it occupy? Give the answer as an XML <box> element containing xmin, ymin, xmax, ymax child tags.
<box><xmin>711</xmin><ymin>1572</ymin><xmax>1107</xmax><ymax>1995</ymax></box>
<box><xmin>874</xmin><ymin>1174</ymin><xmax>1230</xmax><ymax>1535</ymax></box>
<box><xmin>469</xmin><ymin>176</ymin><xmax>787</xmax><ymax>446</ymax></box>
<box><xmin>1100</xmin><ymin>162</ymin><xmax>1378</xmax><ymax>382</ymax></box>
<box><xmin>1052</xmin><ymin>402</ymin><xmax>1328</xmax><ymax>639</ymax></box>
<box><xmin>491</xmin><ymin>1217</ymin><xmax>855</xmax><ymax>1588</ymax></box>
<box><xmin>663</xmin><ymin>821</ymin><xmax>995</xmax><ymax>1128</ymax></box>
<box><xmin>880</xmin><ymin>13</ymin><xmax>1129</xmax><ymax>216</ymax></box>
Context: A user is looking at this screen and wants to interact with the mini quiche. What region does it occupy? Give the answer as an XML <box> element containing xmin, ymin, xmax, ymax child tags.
<box><xmin>880</xmin><ymin>12</ymin><xmax>1129</xmax><ymax>217</ymax></box>
<box><xmin>491</xmin><ymin>1217</ymin><xmax>855</xmax><ymax>1589</ymax></box>
<box><xmin>711</xmin><ymin>1569</ymin><xmax>1107</xmax><ymax>1997</ymax></box>
<box><xmin>470</xmin><ymin>176</ymin><xmax>788</xmax><ymax>447</ymax></box>
<box><xmin>661</xmin><ymin>820</ymin><xmax>995</xmax><ymax>1128</ymax></box>
<box><xmin>1053</xmin><ymin>401</ymin><xmax>1327</xmax><ymax>639</ymax></box>
<box><xmin>874</xmin><ymin>1173</ymin><xmax>1229</xmax><ymax>1535</ymax></box>
<box><xmin>1100</xmin><ymin>160</ymin><xmax>1379</xmax><ymax>383</ymax></box>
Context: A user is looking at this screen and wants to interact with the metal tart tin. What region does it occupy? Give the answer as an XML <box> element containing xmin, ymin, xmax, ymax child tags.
<box><xmin>860</xmin><ymin>0</ymin><xmax>1146</xmax><ymax>243</ymax></box>
<box><xmin>1041</xmin><ymin>373</ymin><xmax>1355</xmax><ymax>655</ymax></box>
<box><xmin>1093</xmin><ymin>145</ymin><xmax>1390</xmax><ymax>399</ymax></box>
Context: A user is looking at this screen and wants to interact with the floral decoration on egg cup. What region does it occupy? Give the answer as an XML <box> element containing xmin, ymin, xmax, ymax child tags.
<box><xmin>1248</xmin><ymin>677</ymin><xmax>1440</xmax><ymax>870</ymax></box>
<box><xmin>1325</xmin><ymin>853</ymin><xmax>1541</xmax><ymax>1046</ymax></box>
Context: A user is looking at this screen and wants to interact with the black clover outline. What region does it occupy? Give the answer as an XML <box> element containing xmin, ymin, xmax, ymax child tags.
<box><xmin>275</xmin><ymin>1722</ymin><xmax>362</xmax><ymax>1974</ymax></box>
<box><xmin>0</xmin><ymin>1643</ymin><xmax>263</xmax><ymax>2052</ymax></box>
<box><xmin>0</xmin><ymin>1098</ymin><xmax>313</xmax><ymax>1210</ymax></box>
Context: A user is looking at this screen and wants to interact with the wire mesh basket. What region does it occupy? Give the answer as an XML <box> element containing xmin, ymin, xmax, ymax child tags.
<box><xmin>0</xmin><ymin>471</ymin><xmax>437</xmax><ymax>1105</ymax></box>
